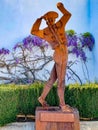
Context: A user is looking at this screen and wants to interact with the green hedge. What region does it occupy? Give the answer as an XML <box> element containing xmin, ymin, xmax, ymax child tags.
<box><xmin>65</xmin><ymin>83</ymin><xmax>98</xmax><ymax>118</ymax></box>
<box><xmin>0</xmin><ymin>82</ymin><xmax>98</xmax><ymax>126</ymax></box>
<box><xmin>0</xmin><ymin>84</ymin><xmax>19</xmax><ymax>126</ymax></box>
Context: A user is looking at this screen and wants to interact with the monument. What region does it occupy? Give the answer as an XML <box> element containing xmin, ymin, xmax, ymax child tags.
<box><xmin>31</xmin><ymin>2</ymin><xmax>80</xmax><ymax>130</ymax></box>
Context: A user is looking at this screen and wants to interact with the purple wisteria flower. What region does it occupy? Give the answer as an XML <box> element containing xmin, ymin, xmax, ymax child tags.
<box><xmin>27</xmin><ymin>79</ymin><xmax>32</xmax><ymax>84</ymax></box>
<box><xmin>23</xmin><ymin>35</ymin><xmax>31</xmax><ymax>46</ymax></box>
<box><xmin>13</xmin><ymin>43</ymin><xmax>21</xmax><ymax>50</ymax></box>
<box><xmin>22</xmin><ymin>35</ymin><xmax>33</xmax><ymax>51</ymax></box>
<box><xmin>0</xmin><ymin>48</ymin><xmax>10</xmax><ymax>55</ymax></box>
<box><xmin>80</xmin><ymin>51</ymin><xmax>86</xmax><ymax>62</ymax></box>
<box><xmin>80</xmin><ymin>32</ymin><xmax>95</xmax><ymax>51</ymax></box>
<box><xmin>22</xmin><ymin>35</ymin><xmax>48</xmax><ymax>50</ymax></box>
<box><xmin>13</xmin><ymin>30</ymin><xmax>94</xmax><ymax>63</ymax></box>
<box><xmin>13</xmin><ymin>35</ymin><xmax>48</xmax><ymax>51</ymax></box>
<box><xmin>67</xmin><ymin>34</ymin><xmax>78</xmax><ymax>47</ymax></box>
<box><xmin>32</xmin><ymin>36</ymin><xmax>43</xmax><ymax>46</ymax></box>
<box><xmin>15</xmin><ymin>58</ymin><xmax>20</xmax><ymax>64</ymax></box>
<box><xmin>66</xmin><ymin>30</ymin><xmax>95</xmax><ymax>62</ymax></box>
<box><xmin>72</xmin><ymin>47</ymin><xmax>87</xmax><ymax>62</ymax></box>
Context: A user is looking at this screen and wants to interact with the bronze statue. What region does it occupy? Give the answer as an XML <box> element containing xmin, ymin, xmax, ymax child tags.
<box><xmin>31</xmin><ymin>2</ymin><xmax>73</xmax><ymax>112</ymax></box>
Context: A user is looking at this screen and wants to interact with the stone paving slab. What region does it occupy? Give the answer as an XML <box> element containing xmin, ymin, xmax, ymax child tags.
<box><xmin>0</xmin><ymin>121</ymin><xmax>98</xmax><ymax>130</ymax></box>
<box><xmin>80</xmin><ymin>121</ymin><xmax>98</xmax><ymax>130</ymax></box>
<box><xmin>0</xmin><ymin>122</ymin><xmax>35</xmax><ymax>130</ymax></box>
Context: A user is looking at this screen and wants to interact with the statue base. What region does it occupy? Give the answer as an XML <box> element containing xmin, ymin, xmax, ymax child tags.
<box><xmin>35</xmin><ymin>106</ymin><xmax>80</xmax><ymax>130</ymax></box>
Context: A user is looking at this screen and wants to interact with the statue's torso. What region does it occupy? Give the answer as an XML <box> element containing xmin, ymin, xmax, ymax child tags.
<box><xmin>43</xmin><ymin>22</ymin><xmax>67</xmax><ymax>49</ymax></box>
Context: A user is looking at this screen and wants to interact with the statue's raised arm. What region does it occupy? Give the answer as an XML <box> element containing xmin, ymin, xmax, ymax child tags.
<box><xmin>31</xmin><ymin>17</ymin><xmax>44</xmax><ymax>38</ymax></box>
<box><xmin>57</xmin><ymin>2</ymin><xmax>72</xmax><ymax>26</ymax></box>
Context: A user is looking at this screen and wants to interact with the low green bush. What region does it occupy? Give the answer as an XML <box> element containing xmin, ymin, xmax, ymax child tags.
<box><xmin>65</xmin><ymin>83</ymin><xmax>98</xmax><ymax>118</ymax></box>
<box><xmin>17</xmin><ymin>82</ymin><xmax>44</xmax><ymax>115</ymax></box>
<box><xmin>0</xmin><ymin>82</ymin><xmax>98</xmax><ymax>126</ymax></box>
<box><xmin>0</xmin><ymin>84</ymin><xmax>19</xmax><ymax>126</ymax></box>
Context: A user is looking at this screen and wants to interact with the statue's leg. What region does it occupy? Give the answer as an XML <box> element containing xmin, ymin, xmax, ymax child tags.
<box><xmin>56</xmin><ymin>62</ymin><xmax>66</xmax><ymax>106</ymax></box>
<box><xmin>54</xmin><ymin>49</ymin><xmax>73</xmax><ymax>112</ymax></box>
<box><xmin>56</xmin><ymin>62</ymin><xmax>73</xmax><ymax>112</ymax></box>
<box><xmin>38</xmin><ymin>63</ymin><xmax>57</xmax><ymax>107</ymax></box>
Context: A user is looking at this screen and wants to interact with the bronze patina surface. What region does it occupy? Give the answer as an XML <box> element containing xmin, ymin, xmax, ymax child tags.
<box><xmin>31</xmin><ymin>2</ymin><xmax>72</xmax><ymax>112</ymax></box>
<box><xmin>36</xmin><ymin>107</ymin><xmax>80</xmax><ymax>130</ymax></box>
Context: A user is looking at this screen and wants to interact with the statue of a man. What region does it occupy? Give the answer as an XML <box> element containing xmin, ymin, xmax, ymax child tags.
<box><xmin>31</xmin><ymin>2</ymin><xmax>72</xmax><ymax>112</ymax></box>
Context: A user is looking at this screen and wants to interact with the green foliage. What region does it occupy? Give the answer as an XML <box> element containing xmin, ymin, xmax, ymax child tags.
<box><xmin>0</xmin><ymin>83</ymin><xmax>98</xmax><ymax>126</ymax></box>
<box><xmin>83</xmin><ymin>32</ymin><xmax>91</xmax><ymax>37</ymax></box>
<box><xmin>66</xmin><ymin>29</ymin><xmax>76</xmax><ymax>35</ymax></box>
<box><xmin>0</xmin><ymin>84</ymin><xmax>19</xmax><ymax>126</ymax></box>
<box><xmin>17</xmin><ymin>82</ymin><xmax>44</xmax><ymax>115</ymax></box>
<box><xmin>65</xmin><ymin>83</ymin><xmax>98</xmax><ymax>118</ymax></box>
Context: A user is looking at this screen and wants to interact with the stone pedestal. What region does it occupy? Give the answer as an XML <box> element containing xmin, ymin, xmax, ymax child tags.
<box><xmin>35</xmin><ymin>107</ymin><xmax>80</xmax><ymax>130</ymax></box>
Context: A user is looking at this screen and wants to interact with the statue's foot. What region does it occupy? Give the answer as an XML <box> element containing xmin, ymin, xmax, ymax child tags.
<box><xmin>60</xmin><ymin>104</ymin><xmax>74</xmax><ymax>112</ymax></box>
<box><xmin>38</xmin><ymin>96</ymin><xmax>49</xmax><ymax>107</ymax></box>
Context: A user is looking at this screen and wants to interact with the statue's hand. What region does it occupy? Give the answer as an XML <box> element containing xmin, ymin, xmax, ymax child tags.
<box><xmin>57</xmin><ymin>2</ymin><xmax>64</xmax><ymax>8</ymax></box>
<box><xmin>40</xmin><ymin>16</ymin><xmax>48</xmax><ymax>21</ymax></box>
<box><xmin>57</xmin><ymin>2</ymin><xmax>68</xmax><ymax>15</ymax></box>
<box><xmin>37</xmin><ymin>17</ymin><xmax>43</xmax><ymax>20</ymax></box>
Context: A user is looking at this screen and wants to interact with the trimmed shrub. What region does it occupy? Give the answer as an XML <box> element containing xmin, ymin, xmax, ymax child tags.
<box><xmin>17</xmin><ymin>82</ymin><xmax>44</xmax><ymax>115</ymax></box>
<box><xmin>65</xmin><ymin>83</ymin><xmax>98</xmax><ymax>118</ymax></box>
<box><xmin>0</xmin><ymin>84</ymin><xmax>19</xmax><ymax>126</ymax></box>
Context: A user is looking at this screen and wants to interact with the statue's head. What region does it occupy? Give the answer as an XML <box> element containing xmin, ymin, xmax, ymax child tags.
<box><xmin>43</xmin><ymin>11</ymin><xmax>58</xmax><ymax>25</ymax></box>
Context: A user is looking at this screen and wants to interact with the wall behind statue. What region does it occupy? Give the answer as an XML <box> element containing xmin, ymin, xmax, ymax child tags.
<box><xmin>62</xmin><ymin>0</ymin><xmax>96</xmax><ymax>83</ymax></box>
<box><xmin>90</xmin><ymin>0</ymin><xmax>98</xmax><ymax>82</ymax></box>
<box><xmin>37</xmin><ymin>0</ymin><xmax>97</xmax><ymax>84</ymax></box>
<box><xmin>39</xmin><ymin>0</ymin><xmax>96</xmax><ymax>84</ymax></box>
<box><xmin>0</xmin><ymin>0</ymin><xmax>97</xmax><ymax>83</ymax></box>
<box><xmin>70</xmin><ymin>0</ymin><xmax>98</xmax><ymax>83</ymax></box>
<box><xmin>39</xmin><ymin>0</ymin><xmax>97</xmax><ymax>84</ymax></box>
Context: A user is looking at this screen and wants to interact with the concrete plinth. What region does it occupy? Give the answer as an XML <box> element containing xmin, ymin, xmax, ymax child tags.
<box><xmin>35</xmin><ymin>107</ymin><xmax>80</xmax><ymax>130</ymax></box>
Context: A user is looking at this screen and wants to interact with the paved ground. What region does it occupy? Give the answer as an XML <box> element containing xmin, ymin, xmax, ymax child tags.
<box><xmin>0</xmin><ymin>121</ymin><xmax>98</xmax><ymax>130</ymax></box>
<box><xmin>0</xmin><ymin>122</ymin><xmax>35</xmax><ymax>130</ymax></box>
<box><xmin>80</xmin><ymin>121</ymin><xmax>98</xmax><ymax>130</ymax></box>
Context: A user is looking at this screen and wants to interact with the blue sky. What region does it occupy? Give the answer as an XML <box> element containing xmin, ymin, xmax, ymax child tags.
<box><xmin>0</xmin><ymin>0</ymin><xmax>89</xmax><ymax>49</ymax></box>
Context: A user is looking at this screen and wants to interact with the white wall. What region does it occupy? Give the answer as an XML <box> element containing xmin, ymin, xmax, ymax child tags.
<box><xmin>90</xmin><ymin>0</ymin><xmax>98</xmax><ymax>82</ymax></box>
<box><xmin>66</xmin><ymin>0</ymin><xmax>98</xmax><ymax>83</ymax></box>
<box><xmin>0</xmin><ymin>0</ymin><xmax>97</xmax><ymax>83</ymax></box>
<box><xmin>64</xmin><ymin>0</ymin><xmax>95</xmax><ymax>83</ymax></box>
